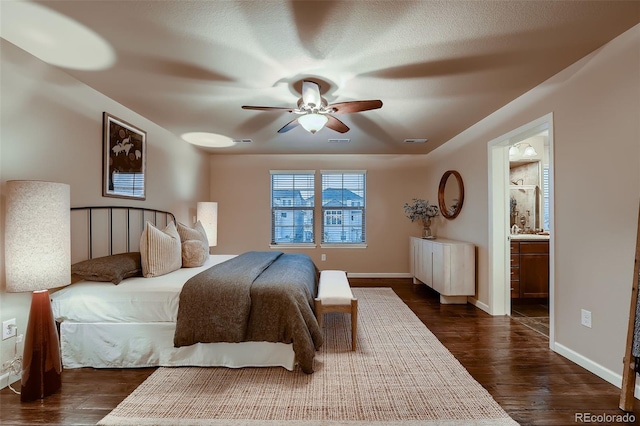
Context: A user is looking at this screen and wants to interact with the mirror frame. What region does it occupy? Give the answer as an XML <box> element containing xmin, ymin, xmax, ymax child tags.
<box><xmin>438</xmin><ymin>170</ymin><xmax>465</xmax><ymax>220</ymax></box>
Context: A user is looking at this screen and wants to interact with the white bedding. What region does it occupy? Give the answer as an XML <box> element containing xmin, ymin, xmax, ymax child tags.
<box><xmin>51</xmin><ymin>255</ymin><xmax>237</xmax><ymax>323</ymax></box>
<box><xmin>51</xmin><ymin>254</ymin><xmax>297</xmax><ymax>370</ymax></box>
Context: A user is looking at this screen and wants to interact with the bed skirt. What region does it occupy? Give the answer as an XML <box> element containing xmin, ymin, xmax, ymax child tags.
<box><xmin>59</xmin><ymin>322</ymin><xmax>296</xmax><ymax>370</ymax></box>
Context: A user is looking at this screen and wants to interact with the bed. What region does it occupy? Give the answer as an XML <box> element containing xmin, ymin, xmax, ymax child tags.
<box><xmin>51</xmin><ymin>207</ymin><xmax>322</xmax><ymax>373</ymax></box>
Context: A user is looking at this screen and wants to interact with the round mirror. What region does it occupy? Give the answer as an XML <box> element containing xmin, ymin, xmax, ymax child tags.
<box><xmin>438</xmin><ymin>170</ymin><xmax>464</xmax><ymax>219</ymax></box>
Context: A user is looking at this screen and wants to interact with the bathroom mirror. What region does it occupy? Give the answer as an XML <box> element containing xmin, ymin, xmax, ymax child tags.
<box><xmin>438</xmin><ymin>170</ymin><xmax>464</xmax><ymax>219</ymax></box>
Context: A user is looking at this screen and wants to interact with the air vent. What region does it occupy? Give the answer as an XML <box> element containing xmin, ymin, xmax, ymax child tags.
<box><xmin>404</xmin><ymin>138</ymin><xmax>428</xmax><ymax>143</ymax></box>
<box><xmin>328</xmin><ymin>138</ymin><xmax>350</xmax><ymax>143</ymax></box>
<box><xmin>232</xmin><ymin>139</ymin><xmax>253</xmax><ymax>143</ymax></box>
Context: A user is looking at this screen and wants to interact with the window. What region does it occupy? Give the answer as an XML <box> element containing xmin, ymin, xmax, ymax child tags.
<box><xmin>325</xmin><ymin>210</ymin><xmax>343</xmax><ymax>225</ymax></box>
<box><xmin>271</xmin><ymin>171</ymin><xmax>315</xmax><ymax>244</ymax></box>
<box><xmin>543</xmin><ymin>166</ymin><xmax>550</xmax><ymax>231</ymax></box>
<box><xmin>321</xmin><ymin>171</ymin><xmax>366</xmax><ymax>244</ymax></box>
<box><xmin>111</xmin><ymin>172</ymin><xmax>144</xmax><ymax>198</ymax></box>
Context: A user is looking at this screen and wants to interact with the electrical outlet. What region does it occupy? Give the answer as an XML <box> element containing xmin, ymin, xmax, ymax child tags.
<box><xmin>2</xmin><ymin>319</ymin><xmax>17</xmax><ymax>340</ymax></box>
<box><xmin>581</xmin><ymin>309</ymin><xmax>592</xmax><ymax>328</ymax></box>
<box><xmin>321</xmin><ymin>254</ymin><xmax>326</xmax><ymax>261</ymax></box>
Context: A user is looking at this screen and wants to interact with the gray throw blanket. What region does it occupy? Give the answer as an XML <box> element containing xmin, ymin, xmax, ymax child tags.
<box><xmin>174</xmin><ymin>251</ymin><xmax>323</xmax><ymax>373</ymax></box>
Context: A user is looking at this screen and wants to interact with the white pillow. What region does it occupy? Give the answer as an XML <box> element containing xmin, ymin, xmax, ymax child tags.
<box><xmin>140</xmin><ymin>221</ymin><xmax>182</xmax><ymax>277</ymax></box>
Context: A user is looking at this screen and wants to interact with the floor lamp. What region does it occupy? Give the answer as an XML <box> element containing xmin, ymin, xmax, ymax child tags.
<box><xmin>5</xmin><ymin>180</ymin><xmax>70</xmax><ymax>402</ymax></box>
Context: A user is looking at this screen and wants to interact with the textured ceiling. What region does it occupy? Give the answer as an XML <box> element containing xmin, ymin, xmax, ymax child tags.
<box><xmin>2</xmin><ymin>1</ymin><xmax>638</xmax><ymax>154</ymax></box>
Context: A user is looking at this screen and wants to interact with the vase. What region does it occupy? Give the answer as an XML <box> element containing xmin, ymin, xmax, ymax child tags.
<box><xmin>422</xmin><ymin>219</ymin><xmax>434</xmax><ymax>239</ymax></box>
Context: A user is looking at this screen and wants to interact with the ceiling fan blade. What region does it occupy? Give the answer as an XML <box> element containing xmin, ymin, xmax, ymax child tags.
<box><xmin>242</xmin><ymin>105</ymin><xmax>295</xmax><ymax>112</ymax></box>
<box><xmin>302</xmin><ymin>80</ymin><xmax>322</xmax><ymax>107</ymax></box>
<box><xmin>277</xmin><ymin>118</ymin><xmax>300</xmax><ymax>133</ymax></box>
<box><xmin>329</xmin><ymin>100</ymin><xmax>383</xmax><ymax>114</ymax></box>
<box><xmin>325</xmin><ymin>115</ymin><xmax>349</xmax><ymax>133</ymax></box>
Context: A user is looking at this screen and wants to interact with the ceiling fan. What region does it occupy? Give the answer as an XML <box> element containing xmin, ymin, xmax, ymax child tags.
<box><xmin>241</xmin><ymin>80</ymin><xmax>383</xmax><ymax>134</ymax></box>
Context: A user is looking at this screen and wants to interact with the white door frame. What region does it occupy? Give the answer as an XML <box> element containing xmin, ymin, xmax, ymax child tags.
<box><xmin>487</xmin><ymin>113</ymin><xmax>555</xmax><ymax>349</ymax></box>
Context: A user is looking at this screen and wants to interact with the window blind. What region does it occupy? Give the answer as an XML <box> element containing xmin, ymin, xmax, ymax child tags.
<box><xmin>270</xmin><ymin>171</ymin><xmax>315</xmax><ymax>244</ymax></box>
<box><xmin>321</xmin><ymin>172</ymin><xmax>366</xmax><ymax>244</ymax></box>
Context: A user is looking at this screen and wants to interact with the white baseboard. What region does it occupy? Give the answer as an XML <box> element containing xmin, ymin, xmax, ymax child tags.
<box><xmin>554</xmin><ymin>342</ymin><xmax>640</xmax><ymax>399</ymax></box>
<box><xmin>346</xmin><ymin>272</ymin><xmax>412</xmax><ymax>278</ymax></box>
<box><xmin>0</xmin><ymin>372</ymin><xmax>8</xmax><ymax>390</ymax></box>
<box><xmin>468</xmin><ymin>297</ymin><xmax>491</xmax><ymax>314</ymax></box>
<box><xmin>0</xmin><ymin>371</ymin><xmax>18</xmax><ymax>391</ymax></box>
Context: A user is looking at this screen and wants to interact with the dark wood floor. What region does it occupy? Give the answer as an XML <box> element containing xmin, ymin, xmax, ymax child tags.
<box><xmin>2</xmin><ymin>279</ymin><xmax>638</xmax><ymax>425</ymax></box>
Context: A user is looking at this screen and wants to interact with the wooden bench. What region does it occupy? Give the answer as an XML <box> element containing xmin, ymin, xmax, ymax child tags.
<box><xmin>314</xmin><ymin>270</ymin><xmax>358</xmax><ymax>351</ymax></box>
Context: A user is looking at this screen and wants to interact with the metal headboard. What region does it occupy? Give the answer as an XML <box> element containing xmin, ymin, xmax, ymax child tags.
<box><xmin>70</xmin><ymin>206</ymin><xmax>176</xmax><ymax>262</ymax></box>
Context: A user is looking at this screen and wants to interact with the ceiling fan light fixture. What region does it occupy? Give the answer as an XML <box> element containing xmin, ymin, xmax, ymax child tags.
<box><xmin>298</xmin><ymin>113</ymin><xmax>328</xmax><ymax>134</ymax></box>
<box><xmin>509</xmin><ymin>142</ymin><xmax>538</xmax><ymax>157</ymax></box>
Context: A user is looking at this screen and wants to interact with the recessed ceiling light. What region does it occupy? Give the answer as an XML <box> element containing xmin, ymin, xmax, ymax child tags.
<box><xmin>404</xmin><ymin>139</ymin><xmax>428</xmax><ymax>143</ymax></box>
<box><xmin>0</xmin><ymin>1</ymin><xmax>115</xmax><ymax>70</ymax></box>
<box><xmin>181</xmin><ymin>132</ymin><xmax>236</xmax><ymax>148</ymax></box>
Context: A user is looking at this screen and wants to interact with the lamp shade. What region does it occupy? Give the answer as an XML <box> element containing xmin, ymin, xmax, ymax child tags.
<box><xmin>5</xmin><ymin>181</ymin><xmax>71</xmax><ymax>292</ymax></box>
<box><xmin>298</xmin><ymin>113</ymin><xmax>328</xmax><ymax>134</ymax></box>
<box><xmin>197</xmin><ymin>201</ymin><xmax>218</xmax><ymax>246</ymax></box>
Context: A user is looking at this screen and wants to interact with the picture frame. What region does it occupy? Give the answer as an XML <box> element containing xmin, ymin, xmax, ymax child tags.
<box><xmin>103</xmin><ymin>112</ymin><xmax>146</xmax><ymax>200</ymax></box>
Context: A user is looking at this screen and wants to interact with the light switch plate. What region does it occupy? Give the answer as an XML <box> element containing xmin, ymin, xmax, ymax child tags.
<box><xmin>581</xmin><ymin>309</ymin><xmax>592</xmax><ymax>328</ymax></box>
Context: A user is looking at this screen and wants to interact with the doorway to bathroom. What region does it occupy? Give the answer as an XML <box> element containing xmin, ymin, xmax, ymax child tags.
<box><xmin>487</xmin><ymin>113</ymin><xmax>555</xmax><ymax>348</ymax></box>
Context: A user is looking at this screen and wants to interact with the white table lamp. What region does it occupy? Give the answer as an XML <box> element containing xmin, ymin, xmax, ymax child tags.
<box><xmin>197</xmin><ymin>201</ymin><xmax>218</xmax><ymax>247</ymax></box>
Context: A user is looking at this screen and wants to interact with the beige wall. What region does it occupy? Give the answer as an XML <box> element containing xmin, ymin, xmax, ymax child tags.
<box><xmin>0</xmin><ymin>40</ymin><xmax>210</xmax><ymax>375</ymax></box>
<box><xmin>210</xmin><ymin>154</ymin><xmax>433</xmax><ymax>273</ymax></box>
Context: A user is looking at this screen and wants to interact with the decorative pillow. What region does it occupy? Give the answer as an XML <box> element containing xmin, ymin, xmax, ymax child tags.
<box><xmin>177</xmin><ymin>221</ymin><xmax>210</xmax><ymax>264</ymax></box>
<box><xmin>140</xmin><ymin>221</ymin><xmax>182</xmax><ymax>278</ymax></box>
<box><xmin>71</xmin><ymin>252</ymin><xmax>142</xmax><ymax>284</ymax></box>
<box><xmin>181</xmin><ymin>239</ymin><xmax>208</xmax><ymax>267</ymax></box>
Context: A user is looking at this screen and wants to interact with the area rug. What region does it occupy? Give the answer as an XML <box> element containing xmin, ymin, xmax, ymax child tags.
<box><xmin>99</xmin><ymin>288</ymin><xmax>518</xmax><ymax>425</ymax></box>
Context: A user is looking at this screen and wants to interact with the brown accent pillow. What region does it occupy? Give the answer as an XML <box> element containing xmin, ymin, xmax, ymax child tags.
<box><xmin>181</xmin><ymin>239</ymin><xmax>208</xmax><ymax>267</ymax></box>
<box><xmin>71</xmin><ymin>252</ymin><xmax>142</xmax><ymax>284</ymax></box>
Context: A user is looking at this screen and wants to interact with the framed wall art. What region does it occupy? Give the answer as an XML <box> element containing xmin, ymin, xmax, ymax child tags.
<box><xmin>103</xmin><ymin>112</ymin><xmax>146</xmax><ymax>200</ymax></box>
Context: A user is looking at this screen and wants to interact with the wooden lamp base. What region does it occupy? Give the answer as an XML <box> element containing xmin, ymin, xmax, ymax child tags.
<box><xmin>20</xmin><ymin>290</ymin><xmax>62</xmax><ymax>402</ymax></box>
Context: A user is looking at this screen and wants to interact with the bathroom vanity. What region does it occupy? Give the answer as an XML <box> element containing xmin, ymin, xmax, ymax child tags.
<box><xmin>510</xmin><ymin>235</ymin><xmax>549</xmax><ymax>299</ymax></box>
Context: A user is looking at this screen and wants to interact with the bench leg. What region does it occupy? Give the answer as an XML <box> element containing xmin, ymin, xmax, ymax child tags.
<box><xmin>314</xmin><ymin>298</ymin><xmax>322</xmax><ymax>329</ymax></box>
<box><xmin>351</xmin><ymin>298</ymin><xmax>358</xmax><ymax>351</ymax></box>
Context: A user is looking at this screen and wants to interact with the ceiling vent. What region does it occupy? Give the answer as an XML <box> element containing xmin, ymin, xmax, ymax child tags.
<box><xmin>232</xmin><ymin>139</ymin><xmax>252</xmax><ymax>143</ymax></box>
<box><xmin>328</xmin><ymin>138</ymin><xmax>350</xmax><ymax>143</ymax></box>
<box><xmin>404</xmin><ymin>138</ymin><xmax>428</xmax><ymax>144</ymax></box>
